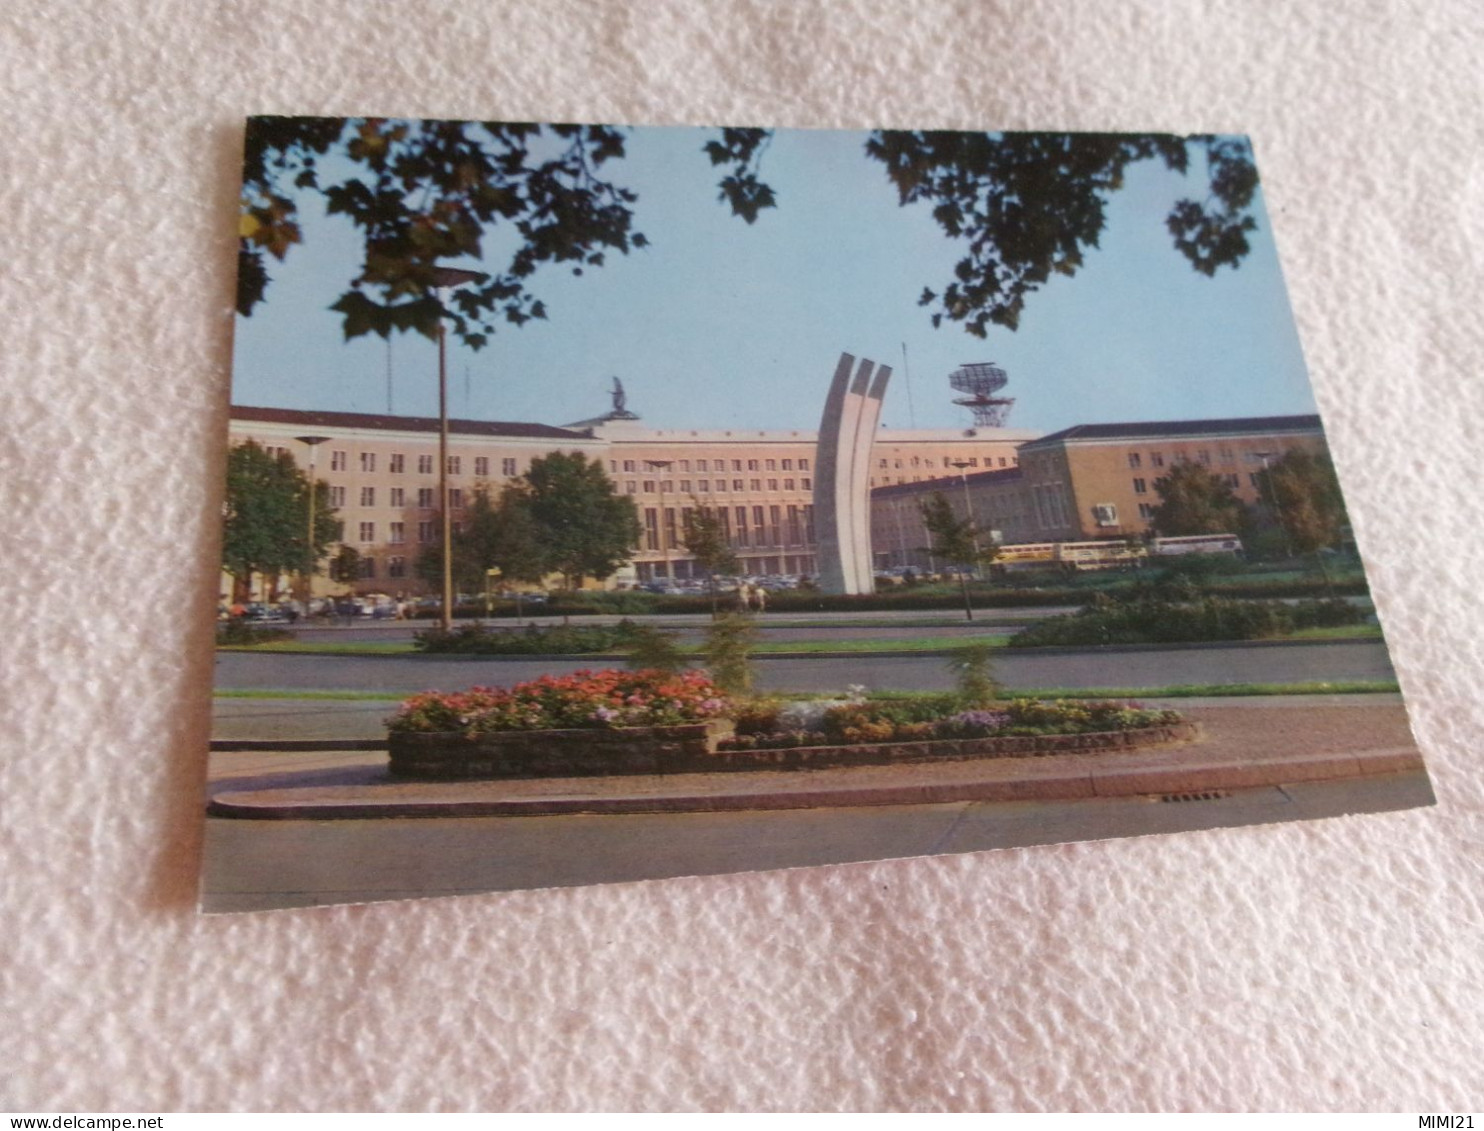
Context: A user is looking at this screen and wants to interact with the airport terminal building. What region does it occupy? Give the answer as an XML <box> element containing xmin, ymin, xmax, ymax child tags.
<box><xmin>869</xmin><ymin>414</ymin><xmax>1330</xmax><ymax>572</ymax></box>
<box><xmin>228</xmin><ymin>374</ymin><xmax>1329</xmax><ymax>596</ymax></box>
<box><xmin>227</xmin><ymin>401</ymin><xmax>1038</xmax><ymax>593</ymax></box>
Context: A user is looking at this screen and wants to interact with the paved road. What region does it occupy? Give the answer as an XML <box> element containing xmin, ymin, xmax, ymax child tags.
<box><xmin>266</xmin><ymin>599</ymin><xmax>1372</xmax><ymax>643</ymax></box>
<box><xmin>210</xmin><ymin>691</ymin><xmax>1408</xmax><ymax>741</ymax></box>
<box><xmin>278</xmin><ymin>616</ymin><xmax>1041</xmax><ymax>645</ymax></box>
<box><xmin>214</xmin><ymin>639</ymin><xmax>1397</xmax><ymax>697</ymax></box>
<box><xmin>200</xmin><ymin>769</ymin><xmax>1433</xmax><ymax>912</ymax></box>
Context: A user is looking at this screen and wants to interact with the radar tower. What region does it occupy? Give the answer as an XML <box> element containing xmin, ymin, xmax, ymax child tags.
<box><xmin>949</xmin><ymin>361</ymin><xmax>1015</xmax><ymax>427</ymax></box>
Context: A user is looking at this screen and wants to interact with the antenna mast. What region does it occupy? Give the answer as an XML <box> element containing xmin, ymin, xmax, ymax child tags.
<box><xmin>901</xmin><ymin>342</ymin><xmax>916</xmax><ymax>428</ymax></box>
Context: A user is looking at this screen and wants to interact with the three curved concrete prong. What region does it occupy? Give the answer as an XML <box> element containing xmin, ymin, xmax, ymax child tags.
<box><xmin>815</xmin><ymin>352</ymin><xmax>891</xmax><ymax>595</ymax></box>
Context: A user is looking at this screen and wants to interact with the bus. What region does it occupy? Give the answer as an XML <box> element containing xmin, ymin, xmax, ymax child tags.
<box><xmin>1150</xmin><ymin>534</ymin><xmax>1243</xmax><ymax>558</ymax></box>
<box><xmin>993</xmin><ymin>534</ymin><xmax>1243</xmax><ymax>572</ymax></box>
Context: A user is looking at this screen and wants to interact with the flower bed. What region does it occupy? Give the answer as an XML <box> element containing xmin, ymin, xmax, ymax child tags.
<box><xmin>386</xmin><ymin>674</ymin><xmax>1193</xmax><ymax>781</ymax></box>
<box><xmin>387</xmin><ymin>669</ymin><xmax>734</xmax><ymax>780</ymax></box>
<box><xmin>723</xmin><ymin>696</ymin><xmax>1185</xmax><ymax>749</ymax></box>
<box><xmin>710</xmin><ymin>696</ymin><xmax>1194</xmax><ymax>769</ymax></box>
<box><xmin>388</xmin><ymin>669</ymin><xmax>731</xmax><ymax>735</ymax></box>
<box><xmin>389</xmin><ymin>718</ymin><xmax>737</xmax><ymax>780</ymax></box>
<box><xmin>706</xmin><ymin>721</ymin><xmax>1196</xmax><ymax>772</ymax></box>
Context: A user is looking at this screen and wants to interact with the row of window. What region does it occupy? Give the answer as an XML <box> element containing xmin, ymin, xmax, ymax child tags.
<box><xmin>1030</xmin><ymin>483</ymin><xmax>1071</xmax><ymax>530</ymax></box>
<box><xmin>357</xmin><ymin>521</ymin><xmax>469</xmax><ymax>545</ymax></box>
<box><xmin>623</xmin><ymin>477</ymin><xmax>811</xmax><ymax>496</ymax></box>
<box><xmin>870</xmin><ymin>474</ymin><xmax>981</xmax><ymax>487</ymax></box>
<box><xmin>1126</xmin><ymin>448</ymin><xmax>1278</xmax><ymax>471</ymax></box>
<box><xmin>1129</xmin><ymin>472</ymin><xmax>1252</xmax><ymax>497</ymax></box>
<box><xmin>331</xmin><ymin>487</ymin><xmax>472</xmax><ymax>509</ymax></box>
<box><xmin>615</xmin><ymin>457</ymin><xmax>811</xmax><ymax>474</ymax></box>
<box><xmin>343</xmin><ymin>556</ymin><xmax>408</xmax><ymax>580</ymax></box>
<box><xmin>640</xmin><ymin>505</ymin><xmax>815</xmax><ymax>552</ymax></box>
<box><xmin>324</xmin><ymin>452</ymin><xmax>521</xmax><ymax>477</ymax></box>
<box><xmin>877</xmin><ymin>454</ymin><xmax>1017</xmax><ymax>471</ymax></box>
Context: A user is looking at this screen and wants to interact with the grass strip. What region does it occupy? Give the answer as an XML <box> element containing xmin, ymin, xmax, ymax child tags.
<box><xmin>220</xmin><ymin>624</ymin><xmax>1378</xmax><ymax>658</ymax></box>
<box><xmin>760</xmin><ymin>617</ymin><xmax>1036</xmax><ymax>629</ymax></box>
<box><xmin>863</xmin><ymin>680</ymin><xmax>1401</xmax><ymax>700</ymax></box>
<box><xmin>1286</xmin><ymin>624</ymin><xmax>1383</xmax><ymax>640</ymax></box>
<box><xmin>218</xmin><ymin>642</ymin><xmax>413</xmax><ymax>655</ymax></box>
<box><xmin>214</xmin><ymin>689</ymin><xmax>406</xmax><ymax>700</ymax></box>
<box><xmin>214</xmin><ymin>679</ymin><xmax>1401</xmax><ymax>703</ymax></box>
<box><xmin>749</xmin><ymin>635</ymin><xmax>1012</xmax><ymax>654</ymax></box>
<box><xmin>220</xmin><ymin>635</ymin><xmax>1013</xmax><ymax>657</ymax></box>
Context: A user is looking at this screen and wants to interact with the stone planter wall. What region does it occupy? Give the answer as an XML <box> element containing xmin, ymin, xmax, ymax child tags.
<box><xmin>388</xmin><ymin>719</ymin><xmax>1195</xmax><ymax>780</ymax></box>
<box><xmin>707</xmin><ymin>722</ymin><xmax>1198</xmax><ymax>773</ymax></box>
<box><xmin>389</xmin><ymin>718</ymin><xmax>736</xmax><ymax>780</ymax></box>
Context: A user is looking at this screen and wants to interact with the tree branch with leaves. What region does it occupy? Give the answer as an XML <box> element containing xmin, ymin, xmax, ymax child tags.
<box><xmin>239</xmin><ymin>117</ymin><xmax>647</xmax><ymax>350</ymax></box>
<box><xmin>239</xmin><ymin>119</ymin><xmax>1258</xmax><ymax>348</ymax></box>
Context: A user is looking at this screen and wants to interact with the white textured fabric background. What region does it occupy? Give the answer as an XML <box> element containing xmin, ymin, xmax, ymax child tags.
<box><xmin>3</xmin><ymin>0</ymin><xmax>1481</xmax><ymax>1112</ymax></box>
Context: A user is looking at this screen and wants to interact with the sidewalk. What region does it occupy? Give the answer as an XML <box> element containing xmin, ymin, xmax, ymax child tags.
<box><xmin>207</xmin><ymin>703</ymin><xmax>1428</xmax><ymax>820</ymax></box>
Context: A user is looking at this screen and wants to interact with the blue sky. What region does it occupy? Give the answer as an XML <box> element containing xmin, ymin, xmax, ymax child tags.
<box><xmin>231</xmin><ymin>123</ymin><xmax>1318</xmax><ymax>434</ymax></box>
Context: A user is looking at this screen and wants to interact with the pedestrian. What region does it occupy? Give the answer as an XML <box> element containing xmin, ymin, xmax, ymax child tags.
<box><xmin>754</xmin><ymin>584</ymin><xmax>766</xmax><ymax>613</ymax></box>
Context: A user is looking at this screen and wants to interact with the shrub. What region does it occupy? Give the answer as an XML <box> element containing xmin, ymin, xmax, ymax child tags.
<box><xmin>704</xmin><ymin>612</ymin><xmax>757</xmax><ymax>695</ymax></box>
<box><xmin>1009</xmin><ymin>595</ymin><xmax>1367</xmax><ymax>648</ymax></box>
<box><xmin>387</xmin><ymin>669</ymin><xmax>731</xmax><ymax>735</ymax></box>
<box><xmin>619</xmin><ymin>623</ymin><xmax>689</xmax><ymax>673</ymax></box>
<box><xmin>217</xmin><ymin>620</ymin><xmax>292</xmax><ymax>645</ymax></box>
<box><xmin>949</xmin><ymin>642</ymin><xmax>1001</xmax><ymax>707</ymax></box>
<box><xmin>549</xmin><ymin>590</ymin><xmax>660</xmax><ymax>616</ymax></box>
<box><xmin>1287</xmin><ymin>597</ymin><xmax>1366</xmax><ymax>629</ymax></box>
<box><xmin>412</xmin><ymin>622</ymin><xmax>630</xmax><ymax>654</ymax></box>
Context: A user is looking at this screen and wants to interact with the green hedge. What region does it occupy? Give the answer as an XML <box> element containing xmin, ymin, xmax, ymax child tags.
<box><xmin>405</xmin><ymin>575</ymin><xmax>1369</xmax><ymax>619</ymax></box>
<box><xmin>217</xmin><ymin>620</ymin><xmax>293</xmax><ymax>645</ymax></box>
<box><xmin>412</xmin><ymin>621</ymin><xmax>643</xmax><ymax>654</ymax></box>
<box><xmin>1009</xmin><ymin>596</ymin><xmax>1367</xmax><ymax>648</ymax></box>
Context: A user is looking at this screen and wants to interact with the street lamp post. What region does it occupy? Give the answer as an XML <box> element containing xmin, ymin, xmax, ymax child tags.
<box><xmin>430</xmin><ymin>266</ymin><xmax>486</xmax><ymax>631</ymax></box>
<box><xmin>1254</xmin><ymin>450</ymin><xmax>1290</xmax><ymax>558</ymax></box>
<box><xmin>295</xmin><ymin>434</ymin><xmax>331</xmax><ymax>612</ymax></box>
<box><xmin>647</xmin><ymin>459</ymin><xmax>674</xmax><ymax>582</ymax></box>
<box><xmin>950</xmin><ymin>459</ymin><xmax>979</xmax><ymax>578</ymax></box>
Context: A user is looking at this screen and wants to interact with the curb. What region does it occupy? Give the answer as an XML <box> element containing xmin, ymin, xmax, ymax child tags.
<box><xmin>206</xmin><ymin>746</ymin><xmax>1424</xmax><ymax>821</ymax></box>
<box><xmin>212</xmin><ymin>738</ymin><xmax>389</xmax><ymax>752</ymax></box>
<box><xmin>217</xmin><ymin>636</ymin><xmax>1380</xmax><ymax>662</ymax></box>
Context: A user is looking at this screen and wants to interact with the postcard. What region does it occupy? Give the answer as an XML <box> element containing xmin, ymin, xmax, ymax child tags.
<box><xmin>202</xmin><ymin>117</ymin><xmax>1432</xmax><ymax>912</ymax></box>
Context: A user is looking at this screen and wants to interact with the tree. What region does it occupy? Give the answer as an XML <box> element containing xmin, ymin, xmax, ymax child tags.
<box><xmin>328</xmin><ymin>545</ymin><xmax>361</xmax><ymax>584</ymax></box>
<box><xmin>920</xmin><ymin>491</ymin><xmax>999</xmax><ymax>621</ymax></box>
<box><xmin>1150</xmin><ymin>463</ymin><xmax>1249</xmax><ymax>537</ymax></box>
<box><xmin>222</xmin><ymin>440</ymin><xmax>339</xmax><ymax>599</ymax></box>
<box><xmin>416</xmin><ymin>485</ymin><xmax>546</xmax><ymax>600</ymax></box>
<box><xmin>514</xmin><ymin>451</ymin><xmax>640</xmax><ymax>590</ymax></box>
<box><xmin>1258</xmin><ymin>450</ymin><xmax>1349</xmax><ymax>555</ymax></box>
<box><xmin>1256</xmin><ymin>450</ymin><xmax>1350</xmax><ymax>589</ymax></box>
<box><xmin>682</xmin><ymin>503</ymin><xmax>741</xmax><ymax>617</ymax></box>
<box><xmin>239</xmin><ymin>118</ymin><xmax>1256</xmax><ymax>348</ymax></box>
